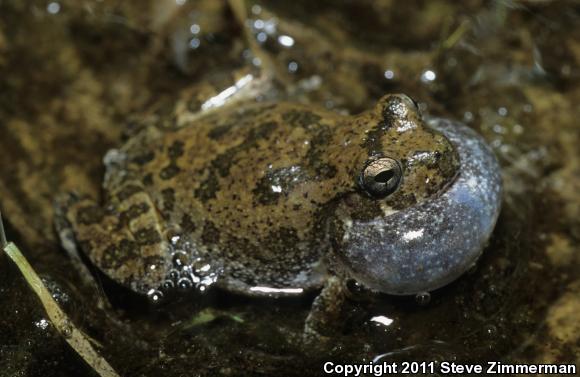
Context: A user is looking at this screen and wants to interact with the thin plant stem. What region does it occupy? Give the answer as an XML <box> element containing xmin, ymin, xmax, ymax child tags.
<box><xmin>0</xmin><ymin>210</ymin><xmax>119</xmax><ymax>377</ymax></box>
<box><xmin>0</xmin><ymin>210</ymin><xmax>7</xmax><ymax>248</ymax></box>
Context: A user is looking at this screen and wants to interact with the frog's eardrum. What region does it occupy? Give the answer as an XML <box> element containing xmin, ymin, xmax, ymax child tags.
<box><xmin>333</xmin><ymin>118</ymin><xmax>502</xmax><ymax>295</ymax></box>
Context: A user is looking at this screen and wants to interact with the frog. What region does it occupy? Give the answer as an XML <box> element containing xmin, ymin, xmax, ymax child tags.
<box><xmin>55</xmin><ymin>92</ymin><xmax>502</xmax><ymax>335</ymax></box>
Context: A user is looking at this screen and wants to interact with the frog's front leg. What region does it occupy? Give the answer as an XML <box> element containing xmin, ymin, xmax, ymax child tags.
<box><xmin>304</xmin><ymin>277</ymin><xmax>347</xmax><ymax>343</ymax></box>
<box><xmin>54</xmin><ymin>181</ymin><xmax>172</xmax><ymax>298</ymax></box>
<box><xmin>304</xmin><ymin>276</ymin><xmax>370</xmax><ymax>344</ymax></box>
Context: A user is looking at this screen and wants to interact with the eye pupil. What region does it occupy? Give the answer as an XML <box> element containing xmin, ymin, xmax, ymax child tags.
<box><xmin>360</xmin><ymin>158</ymin><xmax>402</xmax><ymax>198</ymax></box>
<box><xmin>374</xmin><ymin>169</ymin><xmax>394</xmax><ymax>183</ymax></box>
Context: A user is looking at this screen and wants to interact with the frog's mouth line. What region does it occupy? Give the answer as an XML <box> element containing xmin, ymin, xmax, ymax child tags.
<box><xmin>330</xmin><ymin>118</ymin><xmax>502</xmax><ymax>295</ymax></box>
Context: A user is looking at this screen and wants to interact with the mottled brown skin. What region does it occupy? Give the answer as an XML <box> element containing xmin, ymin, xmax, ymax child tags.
<box><xmin>56</xmin><ymin>94</ymin><xmax>459</xmax><ymax>297</ymax></box>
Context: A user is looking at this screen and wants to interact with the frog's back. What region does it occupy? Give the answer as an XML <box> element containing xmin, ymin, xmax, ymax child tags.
<box><xmin>119</xmin><ymin>102</ymin><xmax>350</xmax><ymax>296</ymax></box>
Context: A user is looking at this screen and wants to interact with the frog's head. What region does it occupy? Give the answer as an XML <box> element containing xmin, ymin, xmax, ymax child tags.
<box><xmin>352</xmin><ymin>94</ymin><xmax>460</xmax><ymax>207</ymax></box>
<box><xmin>328</xmin><ymin>94</ymin><xmax>487</xmax><ymax>295</ymax></box>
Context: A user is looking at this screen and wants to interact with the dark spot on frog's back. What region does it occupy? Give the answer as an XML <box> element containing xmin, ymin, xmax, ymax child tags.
<box><xmin>194</xmin><ymin>171</ymin><xmax>220</xmax><ymax>202</ymax></box>
<box><xmin>143</xmin><ymin>173</ymin><xmax>153</xmax><ymax>186</ymax></box>
<box><xmin>207</xmin><ymin>123</ymin><xmax>234</xmax><ymax>140</ymax></box>
<box><xmin>161</xmin><ymin>188</ymin><xmax>175</xmax><ymax>213</ymax></box>
<box><xmin>100</xmin><ymin>239</ymin><xmax>138</xmax><ymax>270</ymax></box>
<box><xmin>201</xmin><ymin>221</ymin><xmax>220</xmax><ymax>244</ymax></box>
<box><xmin>168</xmin><ymin>140</ymin><xmax>185</xmax><ymax>159</ymax></box>
<box><xmin>180</xmin><ymin>214</ymin><xmax>196</xmax><ymax>232</ymax></box>
<box><xmin>282</xmin><ymin>109</ymin><xmax>322</xmax><ymax>128</ymax></box>
<box><xmin>131</xmin><ymin>151</ymin><xmax>155</xmax><ymax>165</ymax></box>
<box><xmin>121</xmin><ymin>202</ymin><xmax>150</xmax><ymax>222</ymax></box>
<box><xmin>253</xmin><ymin>121</ymin><xmax>278</xmax><ymax>139</ymax></box>
<box><xmin>116</xmin><ymin>184</ymin><xmax>142</xmax><ymax>201</ymax></box>
<box><xmin>76</xmin><ymin>205</ymin><xmax>105</xmax><ymax>225</ymax></box>
<box><xmin>218</xmin><ymin>121</ymin><xmax>278</xmax><ymax>177</ymax></box>
<box><xmin>195</xmin><ymin>121</ymin><xmax>278</xmax><ymax>201</ymax></box>
<box><xmin>134</xmin><ymin>227</ymin><xmax>162</xmax><ymax>245</ymax></box>
<box><xmin>159</xmin><ymin>163</ymin><xmax>180</xmax><ymax>180</ymax></box>
<box><xmin>306</xmin><ymin>125</ymin><xmax>337</xmax><ymax>179</ymax></box>
<box><xmin>142</xmin><ymin>255</ymin><xmax>165</xmax><ymax>270</ymax></box>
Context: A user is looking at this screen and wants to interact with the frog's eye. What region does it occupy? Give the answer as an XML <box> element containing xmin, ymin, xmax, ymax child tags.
<box><xmin>359</xmin><ymin>157</ymin><xmax>402</xmax><ymax>198</ymax></box>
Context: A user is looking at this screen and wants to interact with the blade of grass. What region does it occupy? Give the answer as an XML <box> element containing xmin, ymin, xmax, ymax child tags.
<box><xmin>0</xmin><ymin>210</ymin><xmax>7</xmax><ymax>248</ymax></box>
<box><xmin>1</xmin><ymin>210</ymin><xmax>119</xmax><ymax>377</ymax></box>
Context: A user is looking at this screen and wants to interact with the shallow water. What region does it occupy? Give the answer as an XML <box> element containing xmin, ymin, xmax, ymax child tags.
<box><xmin>0</xmin><ymin>1</ymin><xmax>578</xmax><ymax>376</ymax></box>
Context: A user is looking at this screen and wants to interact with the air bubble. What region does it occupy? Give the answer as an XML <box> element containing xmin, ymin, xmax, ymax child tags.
<box><xmin>346</xmin><ymin>279</ymin><xmax>365</xmax><ymax>295</ymax></box>
<box><xmin>60</xmin><ymin>319</ymin><xmax>73</xmax><ymax>338</ymax></box>
<box><xmin>253</xmin><ymin>19</ymin><xmax>265</xmax><ymax>29</ymax></box>
<box><xmin>180</xmin><ymin>269</ymin><xmax>198</xmax><ymax>283</ymax></box>
<box><xmin>288</xmin><ymin>61</ymin><xmax>299</xmax><ymax>73</ymax></box>
<box><xmin>421</xmin><ymin>69</ymin><xmax>436</xmax><ymax>82</ymax></box>
<box><xmin>189</xmin><ymin>38</ymin><xmax>201</xmax><ymax>49</ymax></box>
<box><xmin>263</xmin><ymin>20</ymin><xmax>277</xmax><ymax>34</ymax></box>
<box><xmin>485</xmin><ymin>324</ymin><xmax>497</xmax><ymax>337</ymax></box>
<box><xmin>190</xmin><ymin>24</ymin><xmax>200</xmax><ymax>34</ymax></box>
<box><xmin>172</xmin><ymin>251</ymin><xmax>190</xmax><ymax>268</ymax></box>
<box><xmin>34</xmin><ymin>318</ymin><xmax>50</xmax><ymax>331</ymax></box>
<box><xmin>147</xmin><ymin>289</ymin><xmax>164</xmax><ymax>304</ymax></box>
<box><xmin>463</xmin><ymin>111</ymin><xmax>474</xmax><ymax>122</ymax></box>
<box><xmin>198</xmin><ymin>264</ymin><xmax>211</xmax><ymax>272</ymax></box>
<box><xmin>162</xmin><ymin>280</ymin><xmax>175</xmax><ymax>290</ymax></box>
<box><xmin>177</xmin><ymin>277</ymin><xmax>193</xmax><ymax>290</ymax></box>
<box><xmin>168</xmin><ymin>268</ymin><xmax>180</xmax><ymax>281</ymax></box>
<box><xmin>181</xmin><ymin>264</ymin><xmax>193</xmax><ymax>275</ymax></box>
<box><xmin>47</xmin><ymin>2</ymin><xmax>60</xmax><ymax>14</ymax></box>
<box><xmin>278</xmin><ymin>35</ymin><xmax>294</xmax><ymax>47</ymax></box>
<box><xmin>415</xmin><ymin>292</ymin><xmax>431</xmax><ymax>306</ymax></box>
